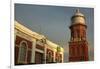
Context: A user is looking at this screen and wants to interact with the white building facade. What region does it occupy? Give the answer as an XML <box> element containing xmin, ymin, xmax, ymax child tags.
<box><xmin>14</xmin><ymin>21</ymin><xmax>64</xmax><ymax>65</ymax></box>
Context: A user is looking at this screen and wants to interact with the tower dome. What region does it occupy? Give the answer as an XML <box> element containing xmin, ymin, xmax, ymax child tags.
<box><xmin>71</xmin><ymin>9</ymin><xmax>86</xmax><ymax>25</ymax></box>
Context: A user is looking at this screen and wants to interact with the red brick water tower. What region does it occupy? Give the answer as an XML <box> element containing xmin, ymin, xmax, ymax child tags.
<box><xmin>69</xmin><ymin>9</ymin><xmax>89</xmax><ymax>62</ymax></box>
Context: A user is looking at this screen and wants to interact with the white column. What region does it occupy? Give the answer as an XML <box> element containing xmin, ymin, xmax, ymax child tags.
<box><xmin>31</xmin><ymin>39</ymin><xmax>36</xmax><ymax>63</ymax></box>
<box><xmin>14</xmin><ymin>29</ymin><xmax>17</xmax><ymax>41</ymax></box>
<box><xmin>44</xmin><ymin>44</ymin><xmax>47</xmax><ymax>64</ymax></box>
<box><xmin>61</xmin><ymin>52</ymin><xmax>64</xmax><ymax>63</ymax></box>
<box><xmin>53</xmin><ymin>51</ymin><xmax>56</xmax><ymax>62</ymax></box>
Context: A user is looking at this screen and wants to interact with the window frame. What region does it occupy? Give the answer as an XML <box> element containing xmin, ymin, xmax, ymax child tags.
<box><xmin>18</xmin><ymin>40</ymin><xmax>28</xmax><ymax>64</ymax></box>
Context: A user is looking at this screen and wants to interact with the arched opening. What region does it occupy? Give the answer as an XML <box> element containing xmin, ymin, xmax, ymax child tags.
<box><xmin>18</xmin><ymin>41</ymin><xmax>27</xmax><ymax>64</ymax></box>
<box><xmin>46</xmin><ymin>51</ymin><xmax>53</xmax><ymax>63</ymax></box>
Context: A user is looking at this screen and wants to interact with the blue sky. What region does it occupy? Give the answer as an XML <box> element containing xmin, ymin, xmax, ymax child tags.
<box><xmin>15</xmin><ymin>3</ymin><xmax>94</xmax><ymax>62</ymax></box>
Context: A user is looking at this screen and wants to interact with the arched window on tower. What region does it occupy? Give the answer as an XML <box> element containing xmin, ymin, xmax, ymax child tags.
<box><xmin>76</xmin><ymin>29</ymin><xmax>80</xmax><ymax>41</ymax></box>
<box><xmin>70</xmin><ymin>47</ymin><xmax>75</xmax><ymax>56</ymax></box>
<box><xmin>82</xmin><ymin>30</ymin><xmax>86</xmax><ymax>40</ymax></box>
<box><xmin>71</xmin><ymin>30</ymin><xmax>74</xmax><ymax>41</ymax></box>
<box><xmin>82</xmin><ymin>47</ymin><xmax>84</xmax><ymax>56</ymax></box>
<box><xmin>77</xmin><ymin>47</ymin><xmax>80</xmax><ymax>56</ymax></box>
<box><xmin>18</xmin><ymin>41</ymin><xmax>27</xmax><ymax>64</ymax></box>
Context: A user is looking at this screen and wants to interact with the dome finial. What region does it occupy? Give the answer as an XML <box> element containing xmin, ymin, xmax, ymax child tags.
<box><xmin>76</xmin><ymin>9</ymin><xmax>80</xmax><ymax>13</ymax></box>
<box><xmin>73</xmin><ymin>9</ymin><xmax>84</xmax><ymax>17</ymax></box>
